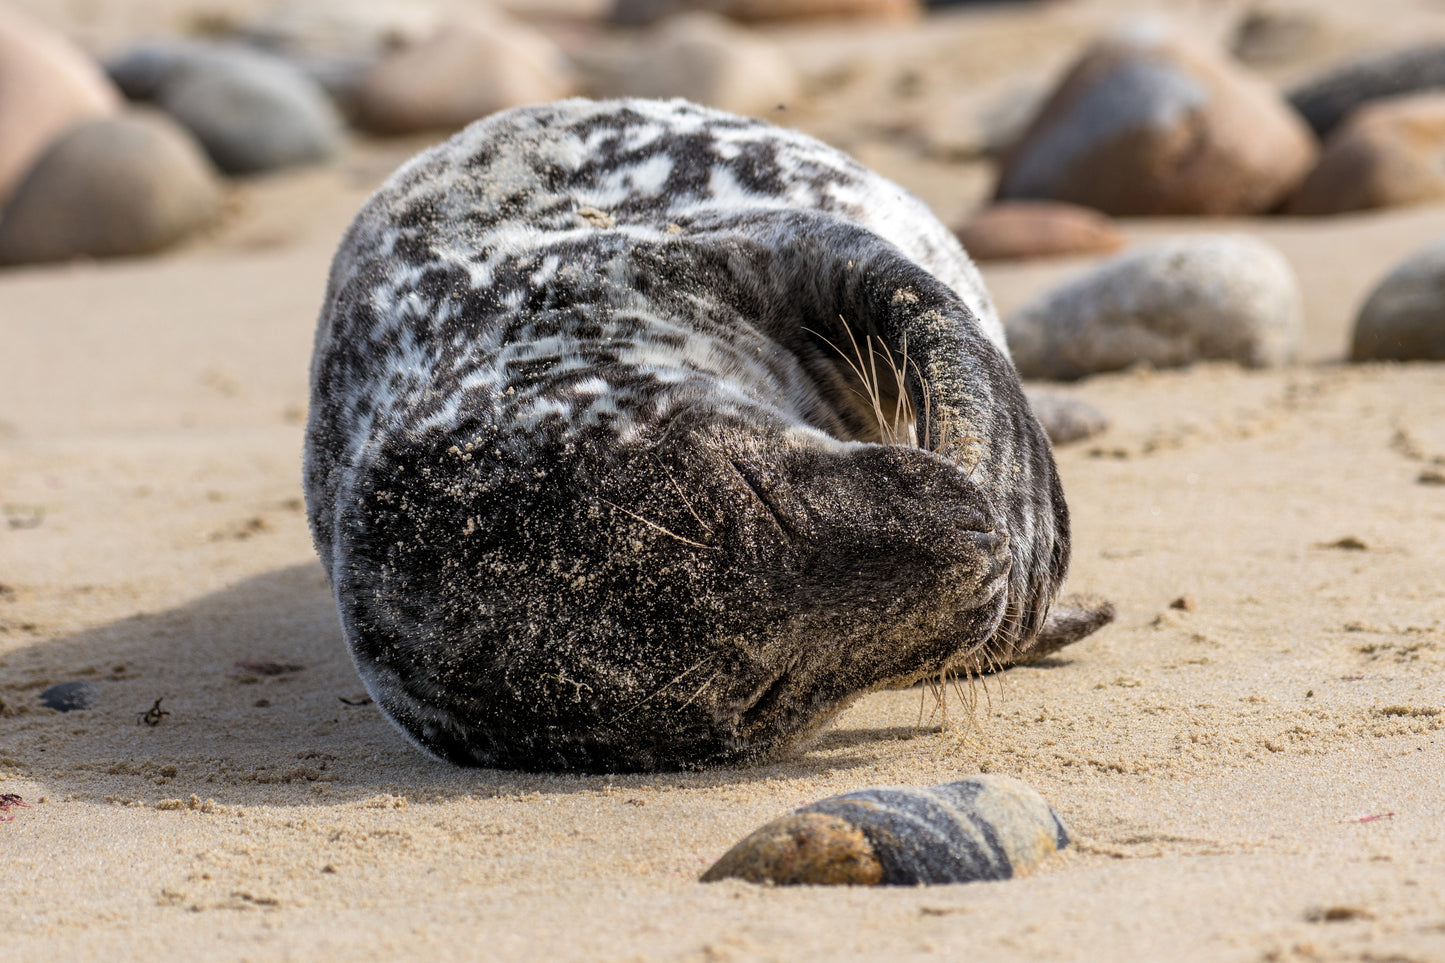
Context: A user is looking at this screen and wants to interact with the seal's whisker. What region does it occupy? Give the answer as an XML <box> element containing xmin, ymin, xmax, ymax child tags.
<box><xmin>875</xmin><ymin>331</ymin><xmax>921</xmax><ymax>449</ymax></box>
<box><xmin>925</xmin><ymin>670</ymin><xmax>949</xmax><ymax>731</ymax></box>
<box><xmin>676</xmin><ymin>669</ymin><xmax>724</xmax><ymax>712</ymax></box>
<box><xmin>609</xmin><ymin>656</ymin><xmax>715</xmax><ymax>725</ymax></box>
<box><xmin>806</xmin><ymin>323</ymin><xmax>890</xmax><ymax>443</ymax></box>
<box><xmin>652</xmin><ymin>453</ymin><xmax>714</xmax><ymax>536</ymax></box>
<box><xmin>598</xmin><ymin>498</ymin><xmax>719</xmax><ymax>552</ymax></box>
<box><xmin>806</xmin><ymin>322</ymin><xmax>918</xmax><ymax>447</ymax></box>
<box><xmin>949</xmin><ymin>667</ymin><xmax>987</xmax><ymax>739</ymax></box>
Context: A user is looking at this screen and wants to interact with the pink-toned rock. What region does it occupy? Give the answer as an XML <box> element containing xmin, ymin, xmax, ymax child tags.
<box><xmin>1288</xmin><ymin>93</ymin><xmax>1445</xmax><ymax>216</ymax></box>
<box><xmin>954</xmin><ymin>201</ymin><xmax>1125</xmax><ymax>262</ymax></box>
<box><xmin>996</xmin><ymin>31</ymin><xmax>1317</xmax><ymax>216</ymax></box>
<box><xmin>0</xmin><ymin>6</ymin><xmax>121</xmax><ymax>205</ymax></box>
<box><xmin>612</xmin><ymin>0</ymin><xmax>919</xmax><ymax>27</ymax></box>
<box><xmin>350</xmin><ymin>12</ymin><xmax>577</xmax><ymax>135</ymax></box>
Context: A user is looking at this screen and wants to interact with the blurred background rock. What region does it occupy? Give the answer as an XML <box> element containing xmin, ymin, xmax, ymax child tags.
<box><xmin>4</xmin><ymin>0</ymin><xmax>1445</xmax><ymax>362</ymax></box>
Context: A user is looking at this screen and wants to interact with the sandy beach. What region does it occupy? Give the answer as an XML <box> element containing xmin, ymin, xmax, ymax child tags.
<box><xmin>2</xmin><ymin>1</ymin><xmax>1444</xmax><ymax>959</ymax></box>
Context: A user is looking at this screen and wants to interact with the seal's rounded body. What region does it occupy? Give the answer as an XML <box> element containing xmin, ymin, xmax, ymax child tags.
<box><xmin>305</xmin><ymin>98</ymin><xmax>1069</xmax><ymax>772</ymax></box>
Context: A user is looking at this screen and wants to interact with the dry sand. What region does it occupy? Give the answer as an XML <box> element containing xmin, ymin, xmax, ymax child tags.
<box><xmin>2</xmin><ymin>2</ymin><xmax>1444</xmax><ymax>960</ymax></box>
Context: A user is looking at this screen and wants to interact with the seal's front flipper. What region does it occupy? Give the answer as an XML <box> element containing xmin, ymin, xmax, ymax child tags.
<box><xmin>1000</xmin><ymin>594</ymin><xmax>1115</xmax><ymax>668</ymax></box>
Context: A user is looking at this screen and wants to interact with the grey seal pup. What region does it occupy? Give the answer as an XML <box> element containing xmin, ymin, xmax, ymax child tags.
<box><xmin>305</xmin><ymin>98</ymin><xmax>1092</xmax><ymax>772</ymax></box>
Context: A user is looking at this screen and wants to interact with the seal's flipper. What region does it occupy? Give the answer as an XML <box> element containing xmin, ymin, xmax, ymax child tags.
<box><xmin>1000</xmin><ymin>594</ymin><xmax>1115</xmax><ymax>668</ymax></box>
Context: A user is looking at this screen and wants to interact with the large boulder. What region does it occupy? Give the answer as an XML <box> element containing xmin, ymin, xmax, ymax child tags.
<box><xmin>599</xmin><ymin>13</ymin><xmax>800</xmax><ymax>116</ymax></box>
<box><xmin>1288</xmin><ymin>93</ymin><xmax>1445</xmax><ymax>216</ymax></box>
<box><xmin>612</xmin><ymin>0</ymin><xmax>919</xmax><ymax>26</ymax></box>
<box><xmin>0</xmin><ymin>111</ymin><xmax>222</xmax><ymax>266</ymax></box>
<box><xmin>954</xmin><ymin>200</ymin><xmax>1124</xmax><ymax>262</ymax></box>
<box><xmin>996</xmin><ymin>31</ymin><xmax>1317</xmax><ymax>217</ymax></box>
<box><xmin>350</xmin><ymin>12</ymin><xmax>577</xmax><ymax>134</ymax></box>
<box><xmin>1006</xmin><ymin>236</ymin><xmax>1303</xmax><ymax>380</ymax></box>
<box><xmin>107</xmin><ymin>40</ymin><xmax>343</xmax><ymax>175</ymax></box>
<box><xmin>1351</xmin><ymin>239</ymin><xmax>1445</xmax><ymax>361</ymax></box>
<box><xmin>0</xmin><ymin>6</ymin><xmax>121</xmax><ymax>205</ymax></box>
<box><xmin>1288</xmin><ymin>44</ymin><xmax>1445</xmax><ymax>138</ymax></box>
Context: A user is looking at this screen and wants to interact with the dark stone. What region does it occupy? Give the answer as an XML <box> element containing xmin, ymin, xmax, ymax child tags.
<box><xmin>107</xmin><ymin>40</ymin><xmax>343</xmax><ymax>175</ymax></box>
<box><xmin>40</xmin><ymin>681</ymin><xmax>92</xmax><ymax>712</ymax></box>
<box><xmin>1351</xmin><ymin>238</ymin><xmax>1445</xmax><ymax>361</ymax></box>
<box><xmin>1289</xmin><ymin>44</ymin><xmax>1445</xmax><ymax>138</ymax></box>
<box><xmin>997</xmin><ymin>32</ymin><xmax>1316</xmax><ymax>216</ymax></box>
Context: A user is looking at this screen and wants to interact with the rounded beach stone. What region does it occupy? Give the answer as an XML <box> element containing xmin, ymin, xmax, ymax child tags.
<box><xmin>107</xmin><ymin>40</ymin><xmax>343</xmax><ymax>175</ymax></box>
<box><xmin>612</xmin><ymin>0</ymin><xmax>919</xmax><ymax>26</ymax></box>
<box><xmin>1288</xmin><ymin>44</ymin><xmax>1445</xmax><ymax>138</ymax></box>
<box><xmin>350</xmin><ymin>13</ymin><xmax>577</xmax><ymax>135</ymax></box>
<box><xmin>0</xmin><ymin>6</ymin><xmax>121</xmax><ymax>205</ymax></box>
<box><xmin>700</xmin><ymin>812</ymin><xmax>885</xmax><ymax>885</ymax></box>
<box><xmin>954</xmin><ymin>200</ymin><xmax>1124</xmax><ymax>262</ymax></box>
<box><xmin>1023</xmin><ymin>388</ymin><xmax>1110</xmax><ymax>446</ymax></box>
<box><xmin>241</xmin><ymin>0</ymin><xmax>451</xmax><ymax>101</ymax></box>
<box><xmin>1351</xmin><ymin>239</ymin><xmax>1445</xmax><ymax>361</ymax></box>
<box><xmin>701</xmin><ymin>775</ymin><xmax>1069</xmax><ymax>886</ymax></box>
<box><xmin>1005</xmin><ymin>236</ymin><xmax>1303</xmax><ymax>380</ymax></box>
<box><xmin>1287</xmin><ymin>93</ymin><xmax>1445</xmax><ymax>216</ymax></box>
<box><xmin>996</xmin><ymin>30</ymin><xmax>1316</xmax><ymax>216</ymax></box>
<box><xmin>606</xmin><ymin>13</ymin><xmax>800</xmax><ymax>116</ymax></box>
<box><xmin>0</xmin><ymin>111</ymin><xmax>222</xmax><ymax>266</ymax></box>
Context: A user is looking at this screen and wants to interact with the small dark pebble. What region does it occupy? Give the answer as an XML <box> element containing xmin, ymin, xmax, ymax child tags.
<box><xmin>39</xmin><ymin>680</ymin><xmax>92</xmax><ymax>712</ymax></box>
<box><xmin>1418</xmin><ymin>468</ymin><xmax>1445</xmax><ymax>486</ymax></box>
<box><xmin>1321</xmin><ymin>536</ymin><xmax>1368</xmax><ymax>550</ymax></box>
<box><xmin>1169</xmin><ymin>595</ymin><xmax>1198</xmax><ymax>611</ymax></box>
<box><xmin>1306</xmin><ymin>905</ymin><xmax>1375</xmax><ymax>923</ymax></box>
<box><xmin>338</xmin><ymin>694</ymin><xmax>373</xmax><ymax>706</ymax></box>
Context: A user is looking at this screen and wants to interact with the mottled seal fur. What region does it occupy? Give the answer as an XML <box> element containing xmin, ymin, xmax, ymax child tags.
<box><xmin>305</xmin><ymin>98</ymin><xmax>1074</xmax><ymax>772</ymax></box>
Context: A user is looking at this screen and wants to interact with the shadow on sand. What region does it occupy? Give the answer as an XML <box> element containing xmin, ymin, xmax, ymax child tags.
<box><xmin>0</xmin><ymin>564</ymin><xmax>932</xmax><ymax>808</ymax></box>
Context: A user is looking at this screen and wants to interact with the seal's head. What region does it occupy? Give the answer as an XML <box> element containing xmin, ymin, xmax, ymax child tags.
<box><xmin>333</xmin><ymin>401</ymin><xmax>1022</xmax><ymax>772</ymax></box>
